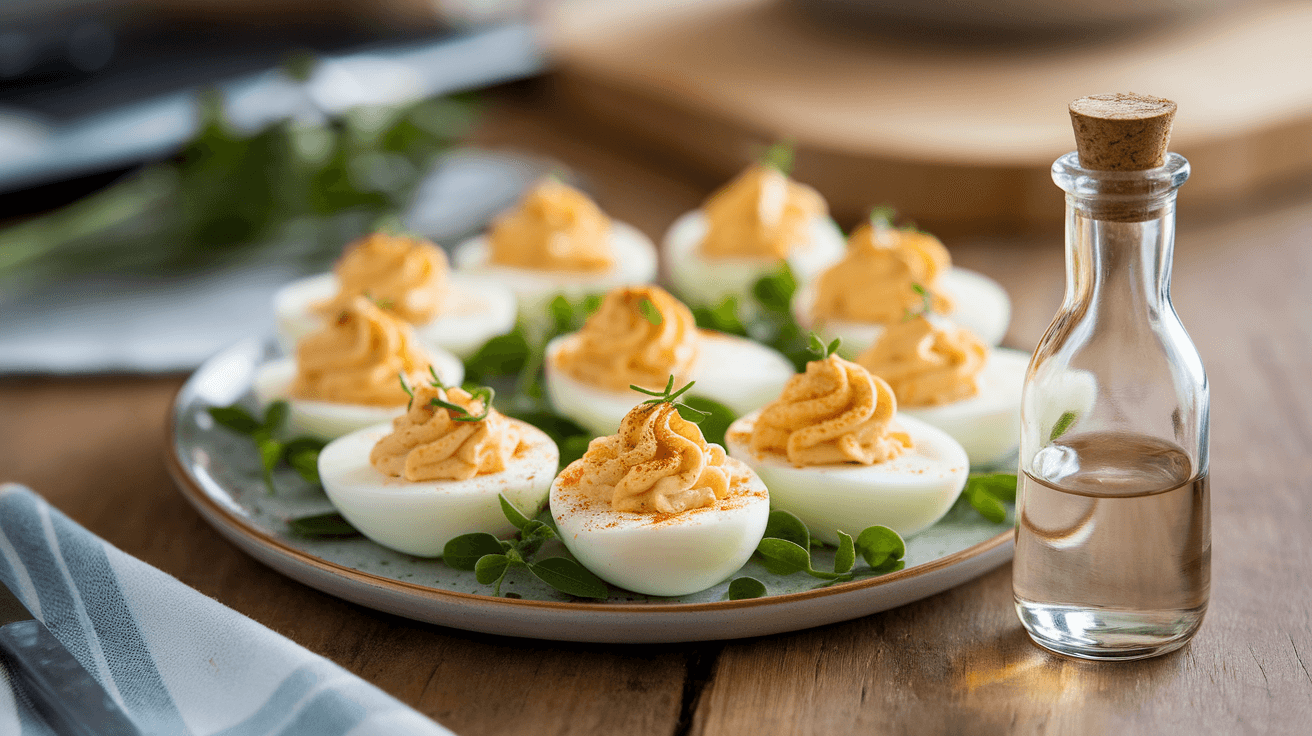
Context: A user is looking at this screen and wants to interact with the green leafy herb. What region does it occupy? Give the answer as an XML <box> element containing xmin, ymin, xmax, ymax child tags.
<box><xmin>961</xmin><ymin>473</ymin><xmax>1018</xmax><ymax>524</ymax></box>
<box><xmin>430</xmin><ymin>386</ymin><xmax>494</xmax><ymax>423</ymax></box>
<box><xmin>287</xmin><ymin>512</ymin><xmax>361</xmax><ymax>538</ymax></box>
<box><xmin>678</xmin><ymin>396</ymin><xmax>736</xmax><ymax>447</ymax></box>
<box><xmin>443</xmin><ymin>494</ymin><xmax>608</xmax><ymax>599</ymax></box>
<box><xmin>753</xmin><ymin>510</ymin><xmax>906</xmax><ymax>584</ymax></box>
<box><xmin>903</xmin><ymin>282</ymin><xmax>936</xmax><ymax>322</ymax></box>
<box><xmin>746</xmin><ymin>264</ymin><xmax>813</xmax><ymax>371</ymax></box>
<box><xmin>0</xmin><ymin>78</ymin><xmax>477</xmax><ymax>290</ymax></box>
<box><xmin>869</xmin><ymin>205</ymin><xmax>897</xmax><ymax>229</ymax></box>
<box><xmin>207</xmin><ymin>400</ymin><xmax>325</xmax><ymax>495</ymax></box>
<box><xmin>630</xmin><ymin>376</ymin><xmax>708</xmax><ymax>423</ymax></box>
<box><xmin>691</xmin><ymin>296</ymin><xmax>748</xmax><ymax>336</ymax></box>
<box><xmin>855</xmin><ymin>525</ymin><xmax>905</xmax><ymax>570</ymax></box>
<box><xmin>760</xmin><ymin>141</ymin><xmax>796</xmax><ymax>176</ymax></box>
<box><xmin>638</xmin><ymin>297</ymin><xmax>663</xmax><ymax>326</ymax></box>
<box><xmin>807</xmin><ymin>333</ymin><xmax>842</xmax><ymax>360</ymax></box>
<box><xmin>462</xmin><ymin>326</ymin><xmax>531</xmax><ymax>382</ymax></box>
<box><xmin>528</xmin><ymin>557</ymin><xmax>609</xmax><ymax>599</ymax></box>
<box><xmin>726</xmin><ymin>576</ymin><xmax>767</xmax><ymax>600</ymax></box>
<box><xmin>1050</xmin><ymin>411</ymin><xmax>1077</xmax><ymax>442</ymax></box>
<box><xmin>399</xmin><ymin>372</ymin><xmax>415</xmax><ymax>409</ymax></box>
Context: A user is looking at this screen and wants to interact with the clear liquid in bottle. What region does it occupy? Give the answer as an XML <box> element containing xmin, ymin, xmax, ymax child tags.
<box><xmin>1013</xmin><ymin>431</ymin><xmax>1210</xmax><ymax>660</ymax></box>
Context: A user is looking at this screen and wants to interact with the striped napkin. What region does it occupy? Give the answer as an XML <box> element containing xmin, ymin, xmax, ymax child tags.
<box><xmin>0</xmin><ymin>484</ymin><xmax>453</xmax><ymax>736</ymax></box>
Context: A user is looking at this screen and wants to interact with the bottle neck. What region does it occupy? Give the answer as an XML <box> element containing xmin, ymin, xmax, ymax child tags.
<box><xmin>1064</xmin><ymin>196</ymin><xmax>1176</xmax><ymax>317</ymax></box>
<box><xmin>1052</xmin><ymin>152</ymin><xmax>1188</xmax><ymax>319</ymax></box>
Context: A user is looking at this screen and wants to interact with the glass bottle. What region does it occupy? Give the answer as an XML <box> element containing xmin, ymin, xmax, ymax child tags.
<box><xmin>1012</xmin><ymin>124</ymin><xmax>1210</xmax><ymax>659</ymax></box>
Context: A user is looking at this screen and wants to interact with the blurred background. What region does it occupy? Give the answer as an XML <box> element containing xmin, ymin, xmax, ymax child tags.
<box><xmin>1</xmin><ymin>0</ymin><xmax>1309</xmax><ymax>373</ymax></box>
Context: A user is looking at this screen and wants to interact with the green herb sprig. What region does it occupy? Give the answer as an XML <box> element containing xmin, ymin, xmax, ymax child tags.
<box><xmin>631</xmin><ymin>377</ymin><xmax>708</xmax><ymax>423</ymax></box>
<box><xmin>760</xmin><ymin>141</ymin><xmax>796</xmax><ymax>176</ymax></box>
<box><xmin>431</xmin><ymin>386</ymin><xmax>495</xmax><ymax>423</ymax></box>
<box><xmin>807</xmin><ymin>333</ymin><xmax>842</xmax><ymax>360</ymax></box>
<box><xmin>961</xmin><ymin>473</ymin><xmax>1018</xmax><ymax>524</ymax></box>
<box><xmin>207</xmin><ymin>401</ymin><xmax>325</xmax><ymax>494</ymax></box>
<box><xmin>443</xmin><ymin>495</ymin><xmax>608</xmax><ymax>599</ymax></box>
<box><xmin>869</xmin><ymin>205</ymin><xmax>897</xmax><ymax>230</ymax></box>
<box><xmin>903</xmin><ymin>282</ymin><xmax>937</xmax><ymax>322</ymax></box>
<box><xmin>638</xmin><ymin>297</ymin><xmax>663</xmax><ymax>326</ymax></box>
<box><xmin>727</xmin><ymin>510</ymin><xmax>907</xmax><ymax>599</ymax></box>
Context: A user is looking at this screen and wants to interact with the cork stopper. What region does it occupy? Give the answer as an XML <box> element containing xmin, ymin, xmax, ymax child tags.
<box><xmin>1069</xmin><ymin>93</ymin><xmax>1176</xmax><ymax>171</ymax></box>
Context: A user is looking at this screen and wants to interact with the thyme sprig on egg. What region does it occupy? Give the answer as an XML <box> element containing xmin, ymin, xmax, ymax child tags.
<box><xmin>630</xmin><ymin>377</ymin><xmax>709</xmax><ymax>423</ymax></box>
<box><xmin>399</xmin><ymin>367</ymin><xmax>494</xmax><ymax>422</ymax></box>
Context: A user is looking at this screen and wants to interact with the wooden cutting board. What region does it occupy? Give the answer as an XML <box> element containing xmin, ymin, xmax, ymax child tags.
<box><xmin>546</xmin><ymin>0</ymin><xmax>1312</xmax><ymax>232</ymax></box>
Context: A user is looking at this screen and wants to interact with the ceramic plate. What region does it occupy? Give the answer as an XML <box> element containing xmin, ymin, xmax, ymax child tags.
<box><xmin>166</xmin><ymin>338</ymin><xmax>1015</xmax><ymax>643</ymax></box>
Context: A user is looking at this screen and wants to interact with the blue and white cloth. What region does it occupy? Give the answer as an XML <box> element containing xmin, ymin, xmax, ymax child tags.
<box><xmin>0</xmin><ymin>484</ymin><xmax>453</xmax><ymax>736</ymax></box>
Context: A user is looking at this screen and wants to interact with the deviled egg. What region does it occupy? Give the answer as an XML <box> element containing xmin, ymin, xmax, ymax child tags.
<box><xmin>253</xmin><ymin>297</ymin><xmax>463</xmax><ymax>440</ymax></box>
<box><xmin>550</xmin><ymin>393</ymin><xmax>770</xmax><ymax>596</ymax></box>
<box><xmin>273</xmin><ymin>231</ymin><xmax>516</xmax><ymax>358</ymax></box>
<box><xmin>543</xmin><ymin>285</ymin><xmax>795</xmax><ymax>436</ymax></box>
<box><xmin>856</xmin><ymin>315</ymin><xmax>1030</xmax><ymax>467</ymax></box>
<box><xmin>453</xmin><ymin>177</ymin><xmax>657</xmax><ymax>326</ymax></box>
<box><xmin>725</xmin><ymin>351</ymin><xmax>969</xmax><ymax>542</ymax></box>
<box><xmin>319</xmin><ymin>381</ymin><xmax>558</xmax><ymax>557</ymax></box>
<box><xmin>793</xmin><ymin>217</ymin><xmax>1011</xmax><ymax>352</ymax></box>
<box><xmin>664</xmin><ymin>161</ymin><xmax>845</xmax><ymax>312</ymax></box>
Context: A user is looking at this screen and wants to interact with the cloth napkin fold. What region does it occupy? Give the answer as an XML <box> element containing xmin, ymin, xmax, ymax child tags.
<box><xmin>0</xmin><ymin>484</ymin><xmax>453</xmax><ymax>736</ymax></box>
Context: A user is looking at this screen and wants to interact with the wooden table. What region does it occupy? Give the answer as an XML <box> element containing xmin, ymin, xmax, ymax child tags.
<box><xmin>3</xmin><ymin>88</ymin><xmax>1311</xmax><ymax>735</ymax></box>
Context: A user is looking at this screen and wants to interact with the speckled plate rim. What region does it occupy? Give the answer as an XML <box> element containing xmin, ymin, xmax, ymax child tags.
<box><xmin>165</xmin><ymin>338</ymin><xmax>1014</xmax><ymax>643</ymax></box>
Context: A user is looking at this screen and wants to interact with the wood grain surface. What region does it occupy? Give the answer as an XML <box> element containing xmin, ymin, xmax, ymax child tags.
<box><xmin>548</xmin><ymin>0</ymin><xmax>1312</xmax><ymax>231</ymax></box>
<box><xmin>1</xmin><ymin>88</ymin><xmax>1310</xmax><ymax>735</ymax></box>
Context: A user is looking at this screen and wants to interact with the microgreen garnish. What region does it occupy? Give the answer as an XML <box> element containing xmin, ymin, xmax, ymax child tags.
<box><xmin>398</xmin><ymin>372</ymin><xmax>415</xmax><ymax>409</ymax></box>
<box><xmin>729</xmin><ymin>510</ymin><xmax>908</xmax><ymax>598</ymax></box>
<box><xmin>903</xmin><ymin>282</ymin><xmax>937</xmax><ymax>322</ymax></box>
<box><xmin>760</xmin><ymin>140</ymin><xmax>796</xmax><ymax>176</ymax></box>
<box><xmin>431</xmin><ymin>386</ymin><xmax>495</xmax><ymax>423</ymax></box>
<box><xmin>638</xmin><ymin>297</ymin><xmax>663</xmax><ymax>326</ymax></box>
<box><xmin>287</xmin><ymin>512</ymin><xmax>361</xmax><ymax>539</ymax></box>
<box><xmin>362</xmin><ymin>290</ymin><xmax>395</xmax><ymax>311</ymax></box>
<box><xmin>1049</xmin><ymin>411</ymin><xmax>1077</xmax><ymax>442</ymax></box>
<box><xmin>807</xmin><ymin>333</ymin><xmax>842</xmax><ymax>359</ymax></box>
<box><xmin>206</xmin><ymin>401</ymin><xmax>325</xmax><ymax>495</ymax></box>
<box><xmin>630</xmin><ymin>377</ymin><xmax>709</xmax><ymax>423</ymax></box>
<box><xmin>444</xmin><ymin>495</ymin><xmax>608</xmax><ymax>599</ymax></box>
<box><xmin>870</xmin><ymin>205</ymin><xmax>897</xmax><ymax>230</ymax></box>
<box><xmin>961</xmin><ymin>473</ymin><xmax>1018</xmax><ymax>524</ymax></box>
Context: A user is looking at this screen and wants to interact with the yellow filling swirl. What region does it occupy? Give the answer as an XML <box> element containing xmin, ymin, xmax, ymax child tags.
<box><xmin>572</xmin><ymin>402</ymin><xmax>731</xmax><ymax>514</ymax></box>
<box><xmin>750</xmin><ymin>355</ymin><xmax>912</xmax><ymax>467</ymax></box>
<box><xmin>290</xmin><ymin>297</ymin><xmax>430</xmax><ymax>407</ymax></box>
<box><xmin>487</xmin><ymin>178</ymin><xmax>614</xmax><ymax>273</ymax></box>
<box><xmin>700</xmin><ymin>164</ymin><xmax>827</xmax><ymax>260</ymax></box>
<box><xmin>812</xmin><ymin>222</ymin><xmax>953</xmax><ymax>324</ymax></box>
<box><xmin>316</xmin><ymin>232</ymin><xmax>449</xmax><ymax>324</ymax></box>
<box><xmin>857</xmin><ymin>316</ymin><xmax>988</xmax><ymax>408</ymax></box>
<box><xmin>553</xmin><ymin>286</ymin><xmax>698</xmax><ymax>392</ymax></box>
<box><xmin>370</xmin><ymin>384</ymin><xmax>521</xmax><ymax>481</ymax></box>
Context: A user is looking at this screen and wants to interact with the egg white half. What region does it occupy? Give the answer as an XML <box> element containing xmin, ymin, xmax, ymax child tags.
<box><xmin>319</xmin><ymin>420</ymin><xmax>558</xmax><ymax>558</ymax></box>
<box><xmin>663</xmin><ymin>209</ymin><xmax>846</xmax><ymax>310</ymax></box>
<box><xmin>550</xmin><ymin>456</ymin><xmax>770</xmax><ymax>596</ymax></box>
<box><xmin>543</xmin><ymin>331</ymin><xmax>796</xmax><ymax>436</ymax></box>
<box><xmin>452</xmin><ymin>221</ymin><xmax>658</xmax><ymax>326</ymax></box>
<box><xmin>250</xmin><ymin>347</ymin><xmax>465</xmax><ymax>441</ymax></box>
<box><xmin>793</xmin><ymin>266</ymin><xmax>1012</xmax><ymax>354</ymax></box>
<box><xmin>898</xmin><ymin>347</ymin><xmax>1031</xmax><ymax>468</ymax></box>
<box><xmin>272</xmin><ymin>272</ymin><xmax>516</xmax><ymax>358</ymax></box>
<box><xmin>725</xmin><ymin>412</ymin><xmax>969</xmax><ymax>543</ymax></box>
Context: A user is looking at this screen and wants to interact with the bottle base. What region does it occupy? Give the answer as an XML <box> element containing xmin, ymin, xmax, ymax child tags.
<box><xmin>1015</xmin><ymin>598</ymin><xmax>1206</xmax><ymax>661</ymax></box>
